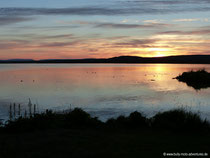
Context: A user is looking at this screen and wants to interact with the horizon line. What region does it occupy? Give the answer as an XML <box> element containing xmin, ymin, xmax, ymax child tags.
<box><xmin>1</xmin><ymin>54</ymin><xmax>210</xmax><ymax>61</ymax></box>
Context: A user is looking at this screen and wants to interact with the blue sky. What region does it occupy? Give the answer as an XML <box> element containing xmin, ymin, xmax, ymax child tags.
<box><xmin>0</xmin><ymin>0</ymin><xmax>210</xmax><ymax>59</ymax></box>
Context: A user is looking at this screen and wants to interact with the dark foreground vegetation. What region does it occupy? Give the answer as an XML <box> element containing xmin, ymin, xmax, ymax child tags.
<box><xmin>0</xmin><ymin>108</ymin><xmax>210</xmax><ymax>158</ymax></box>
<box><xmin>175</xmin><ymin>69</ymin><xmax>210</xmax><ymax>90</ymax></box>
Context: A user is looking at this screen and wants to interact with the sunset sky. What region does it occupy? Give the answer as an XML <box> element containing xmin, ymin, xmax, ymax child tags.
<box><xmin>0</xmin><ymin>0</ymin><xmax>210</xmax><ymax>59</ymax></box>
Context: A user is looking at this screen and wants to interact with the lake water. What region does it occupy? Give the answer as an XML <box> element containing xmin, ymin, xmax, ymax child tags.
<box><xmin>0</xmin><ymin>64</ymin><xmax>210</xmax><ymax>121</ymax></box>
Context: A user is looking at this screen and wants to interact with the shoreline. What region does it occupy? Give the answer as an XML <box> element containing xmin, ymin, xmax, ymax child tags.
<box><xmin>0</xmin><ymin>108</ymin><xmax>210</xmax><ymax>158</ymax></box>
<box><xmin>2</xmin><ymin>108</ymin><xmax>209</xmax><ymax>132</ymax></box>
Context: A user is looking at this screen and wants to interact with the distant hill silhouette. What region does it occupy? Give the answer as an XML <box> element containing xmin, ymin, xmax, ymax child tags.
<box><xmin>0</xmin><ymin>55</ymin><xmax>210</xmax><ymax>64</ymax></box>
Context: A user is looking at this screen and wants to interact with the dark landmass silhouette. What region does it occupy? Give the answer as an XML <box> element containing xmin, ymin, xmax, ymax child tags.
<box><xmin>3</xmin><ymin>108</ymin><xmax>209</xmax><ymax>132</ymax></box>
<box><xmin>1</xmin><ymin>55</ymin><xmax>210</xmax><ymax>63</ymax></box>
<box><xmin>0</xmin><ymin>108</ymin><xmax>210</xmax><ymax>158</ymax></box>
<box><xmin>175</xmin><ymin>69</ymin><xmax>210</xmax><ymax>90</ymax></box>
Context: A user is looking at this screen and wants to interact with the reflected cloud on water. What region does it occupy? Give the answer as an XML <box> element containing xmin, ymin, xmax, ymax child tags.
<box><xmin>0</xmin><ymin>64</ymin><xmax>210</xmax><ymax>121</ymax></box>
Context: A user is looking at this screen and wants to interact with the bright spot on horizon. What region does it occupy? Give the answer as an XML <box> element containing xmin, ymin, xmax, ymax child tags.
<box><xmin>147</xmin><ymin>48</ymin><xmax>172</xmax><ymax>57</ymax></box>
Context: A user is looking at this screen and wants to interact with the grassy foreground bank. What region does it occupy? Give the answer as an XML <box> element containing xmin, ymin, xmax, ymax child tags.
<box><xmin>0</xmin><ymin>108</ymin><xmax>210</xmax><ymax>158</ymax></box>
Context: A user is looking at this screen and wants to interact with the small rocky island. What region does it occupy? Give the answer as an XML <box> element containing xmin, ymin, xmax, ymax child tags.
<box><xmin>175</xmin><ymin>69</ymin><xmax>210</xmax><ymax>90</ymax></box>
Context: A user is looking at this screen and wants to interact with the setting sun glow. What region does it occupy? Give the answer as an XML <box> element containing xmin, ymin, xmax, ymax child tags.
<box><xmin>146</xmin><ymin>48</ymin><xmax>171</xmax><ymax>57</ymax></box>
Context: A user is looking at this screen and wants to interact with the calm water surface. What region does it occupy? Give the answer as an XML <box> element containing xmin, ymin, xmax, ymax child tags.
<box><xmin>0</xmin><ymin>64</ymin><xmax>210</xmax><ymax>121</ymax></box>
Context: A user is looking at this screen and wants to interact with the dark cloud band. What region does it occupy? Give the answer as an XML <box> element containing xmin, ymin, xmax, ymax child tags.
<box><xmin>1</xmin><ymin>6</ymin><xmax>210</xmax><ymax>17</ymax></box>
<box><xmin>159</xmin><ymin>29</ymin><xmax>210</xmax><ymax>35</ymax></box>
<box><xmin>0</xmin><ymin>16</ymin><xmax>34</xmax><ymax>25</ymax></box>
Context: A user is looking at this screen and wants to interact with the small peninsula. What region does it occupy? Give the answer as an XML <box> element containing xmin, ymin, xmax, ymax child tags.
<box><xmin>175</xmin><ymin>69</ymin><xmax>210</xmax><ymax>90</ymax></box>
